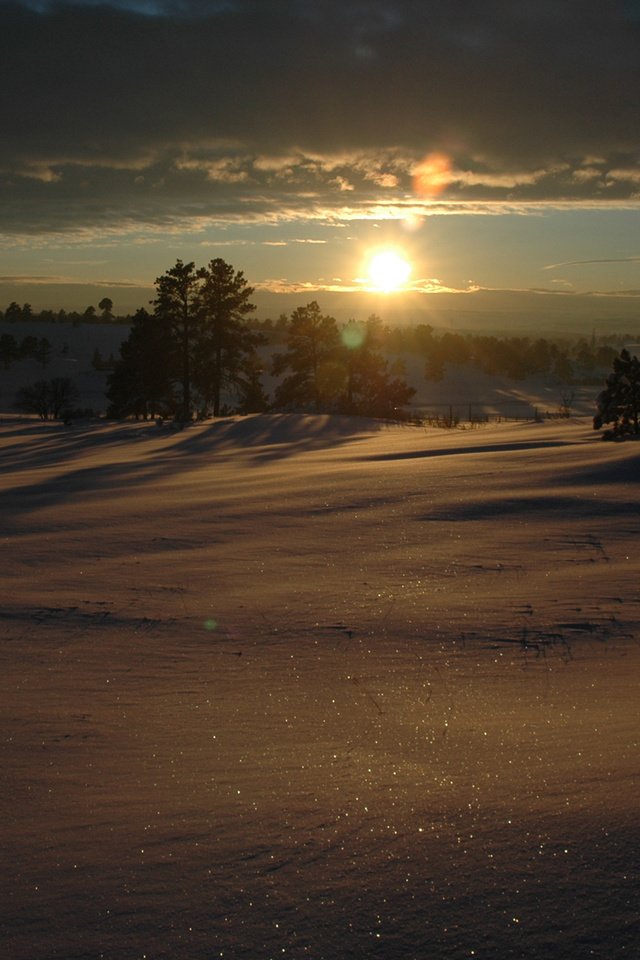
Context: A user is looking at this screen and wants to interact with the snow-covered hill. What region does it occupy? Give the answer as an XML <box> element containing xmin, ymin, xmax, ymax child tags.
<box><xmin>2</xmin><ymin>415</ymin><xmax>639</xmax><ymax>959</ymax></box>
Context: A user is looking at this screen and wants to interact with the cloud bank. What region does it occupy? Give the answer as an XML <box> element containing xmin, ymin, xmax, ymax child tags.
<box><xmin>2</xmin><ymin>0</ymin><xmax>640</xmax><ymax>235</ymax></box>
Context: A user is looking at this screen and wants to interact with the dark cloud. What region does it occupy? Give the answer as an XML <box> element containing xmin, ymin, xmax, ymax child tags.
<box><xmin>1</xmin><ymin>0</ymin><xmax>639</xmax><ymax>233</ymax></box>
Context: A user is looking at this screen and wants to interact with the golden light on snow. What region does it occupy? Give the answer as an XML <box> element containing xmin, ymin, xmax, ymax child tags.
<box><xmin>366</xmin><ymin>249</ymin><xmax>412</xmax><ymax>292</ymax></box>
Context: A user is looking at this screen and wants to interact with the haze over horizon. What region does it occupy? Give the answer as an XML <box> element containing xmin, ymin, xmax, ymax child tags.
<box><xmin>2</xmin><ymin>1</ymin><xmax>640</xmax><ymax>321</ymax></box>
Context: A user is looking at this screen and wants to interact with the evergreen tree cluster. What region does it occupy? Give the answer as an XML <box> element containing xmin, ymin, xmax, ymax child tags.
<box><xmin>1</xmin><ymin>297</ymin><xmax>123</xmax><ymax>325</ymax></box>
<box><xmin>0</xmin><ymin>333</ymin><xmax>52</xmax><ymax>369</ymax></box>
<box><xmin>106</xmin><ymin>259</ymin><xmax>265</xmax><ymax>420</ymax></box>
<box><xmin>106</xmin><ymin>262</ymin><xmax>415</xmax><ymax>421</ymax></box>
<box><xmin>271</xmin><ymin>303</ymin><xmax>414</xmax><ymax>417</ymax></box>
<box><xmin>4</xmin><ymin>264</ymin><xmax>635</xmax><ymax>425</ymax></box>
<box><xmin>593</xmin><ymin>349</ymin><xmax>640</xmax><ymax>438</ymax></box>
<box><xmin>387</xmin><ymin>324</ymin><xmax>623</xmax><ymax>384</ymax></box>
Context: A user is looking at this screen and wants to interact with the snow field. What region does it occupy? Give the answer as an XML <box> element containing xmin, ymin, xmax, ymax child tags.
<box><xmin>1</xmin><ymin>415</ymin><xmax>639</xmax><ymax>959</ymax></box>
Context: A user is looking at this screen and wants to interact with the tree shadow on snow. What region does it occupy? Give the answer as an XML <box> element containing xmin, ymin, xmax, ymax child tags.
<box><xmin>162</xmin><ymin>414</ymin><xmax>383</xmax><ymax>462</ymax></box>
<box><xmin>0</xmin><ymin>419</ymin><xmax>165</xmax><ymax>476</ymax></box>
<box><xmin>0</xmin><ymin>414</ymin><xmax>384</xmax><ymax>522</ymax></box>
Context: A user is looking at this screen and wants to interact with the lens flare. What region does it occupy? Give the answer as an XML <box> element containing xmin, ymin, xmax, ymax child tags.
<box><xmin>341</xmin><ymin>324</ymin><xmax>365</xmax><ymax>349</ymax></box>
<box><xmin>413</xmin><ymin>151</ymin><xmax>452</xmax><ymax>197</ymax></box>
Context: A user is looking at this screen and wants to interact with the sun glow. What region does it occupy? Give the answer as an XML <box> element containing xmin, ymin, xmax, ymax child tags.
<box><xmin>367</xmin><ymin>249</ymin><xmax>412</xmax><ymax>292</ymax></box>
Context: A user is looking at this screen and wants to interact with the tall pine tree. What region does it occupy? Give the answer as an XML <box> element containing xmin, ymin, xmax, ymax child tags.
<box><xmin>195</xmin><ymin>259</ymin><xmax>260</xmax><ymax>417</ymax></box>
<box><xmin>153</xmin><ymin>260</ymin><xmax>201</xmax><ymax>421</ymax></box>
<box><xmin>107</xmin><ymin>308</ymin><xmax>176</xmax><ymax>419</ymax></box>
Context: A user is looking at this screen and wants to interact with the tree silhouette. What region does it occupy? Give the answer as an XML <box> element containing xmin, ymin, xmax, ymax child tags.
<box><xmin>108</xmin><ymin>259</ymin><xmax>263</xmax><ymax>420</ymax></box>
<box><xmin>0</xmin><ymin>333</ymin><xmax>18</xmax><ymax>368</ymax></box>
<box><xmin>15</xmin><ymin>377</ymin><xmax>78</xmax><ymax>420</ymax></box>
<box><xmin>195</xmin><ymin>258</ymin><xmax>259</xmax><ymax>417</ymax></box>
<box><xmin>35</xmin><ymin>337</ymin><xmax>52</xmax><ymax>368</ymax></box>
<box><xmin>14</xmin><ymin>381</ymin><xmax>50</xmax><ymax>419</ymax></box>
<box><xmin>272</xmin><ymin>302</ymin><xmax>342</xmax><ymax>411</ymax></box>
<box><xmin>594</xmin><ymin>348</ymin><xmax>640</xmax><ymax>438</ymax></box>
<box><xmin>153</xmin><ymin>260</ymin><xmax>201</xmax><ymax>421</ymax></box>
<box><xmin>19</xmin><ymin>335</ymin><xmax>38</xmax><ymax>360</ymax></box>
<box><xmin>98</xmin><ymin>297</ymin><xmax>114</xmax><ymax>321</ymax></box>
<box><xmin>4</xmin><ymin>301</ymin><xmax>23</xmax><ymax>323</ymax></box>
<box><xmin>340</xmin><ymin>316</ymin><xmax>415</xmax><ymax>418</ymax></box>
<box><xmin>232</xmin><ymin>350</ymin><xmax>270</xmax><ymax>414</ymax></box>
<box><xmin>272</xmin><ymin>307</ymin><xmax>414</xmax><ymax>418</ymax></box>
<box><xmin>107</xmin><ymin>308</ymin><xmax>175</xmax><ymax>419</ymax></box>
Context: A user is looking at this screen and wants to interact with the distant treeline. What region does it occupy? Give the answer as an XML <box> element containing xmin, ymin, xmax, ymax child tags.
<box><xmin>2</xmin><ymin>297</ymin><xmax>633</xmax><ymax>390</ymax></box>
<box><xmin>387</xmin><ymin>325</ymin><xmax>630</xmax><ymax>384</ymax></box>
<box><xmin>0</xmin><ymin>333</ymin><xmax>54</xmax><ymax>368</ymax></box>
<box><xmin>4</xmin><ymin>275</ymin><xmax>638</xmax><ymax>423</ymax></box>
<box><xmin>0</xmin><ymin>297</ymin><xmax>130</xmax><ymax>326</ymax></box>
<box><xmin>0</xmin><ymin>333</ymin><xmax>118</xmax><ymax>374</ymax></box>
<box><xmin>252</xmin><ymin>317</ymin><xmax>632</xmax><ymax>386</ymax></box>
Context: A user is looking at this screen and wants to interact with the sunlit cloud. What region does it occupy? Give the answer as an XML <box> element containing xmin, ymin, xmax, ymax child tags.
<box><xmin>253</xmin><ymin>154</ymin><xmax>304</xmax><ymax>172</ymax></box>
<box><xmin>450</xmin><ymin>164</ymin><xmax>570</xmax><ymax>189</ymax></box>
<box><xmin>14</xmin><ymin>162</ymin><xmax>62</xmax><ymax>183</ymax></box>
<box><xmin>261</xmin><ymin>271</ymin><xmax>468</xmax><ymax>297</ymax></box>
<box><xmin>0</xmin><ymin>273</ymin><xmax>149</xmax><ymax>288</ymax></box>
<box><xmin>41</xmin><ymin>258</ymin><xmax>111</xmax><ymax>265</ymax></box>
<box><xmin>571</xmin><ymin>167</ymin><xmax>604</xmax><ymax>184</ymax></box>
<box><xmin>330</xmin><ymin>176</ymin><xmax>355</xmax><ymax>192</ymax></box>
<box><xmin>196</xmin><ymin>238</ymin><xmax>255</xmax><ymax>247</ymax></box>
<box><xmin>370</xmin><ymin>172</ymin><xmax>399</xmax><ymax>188</ymax></box>
<box><xmin>175</xmin><ymin>157</ymin><xmax>250</xmax><ymax>183</ymax></box>
<box><xmin>606</xmin><ymin>167</ymin><xmax>640</xmax><ymax>184</ymax></box>
<box><xmin>2</xmin><ymin>137</ymin><xmax>640</xmax><ymax>239</ymax></box>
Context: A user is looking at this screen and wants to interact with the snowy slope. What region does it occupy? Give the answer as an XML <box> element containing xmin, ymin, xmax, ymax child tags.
<box><xmin>1</xmin><ymin>415</ymin><xmax>639</xmax><ymax>959</ymax></box>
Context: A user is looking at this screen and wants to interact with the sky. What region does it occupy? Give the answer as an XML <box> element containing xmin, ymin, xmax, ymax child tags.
<box><xmin>2</xmin><ymin>0</ymin><xmax>640</xmax><ymax>321</ymax></box>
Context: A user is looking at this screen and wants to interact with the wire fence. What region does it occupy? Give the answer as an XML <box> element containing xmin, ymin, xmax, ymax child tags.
<box><xmin>411</xmin><ymin>400</ymin><xmax>572</xmax><ymax>428</ymax></box>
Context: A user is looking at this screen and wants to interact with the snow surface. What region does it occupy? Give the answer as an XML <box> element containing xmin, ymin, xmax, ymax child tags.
<box><xmin>1</xmin><ymin>414</ymin><xmax>639</xmax><ymax>959</ymax></box>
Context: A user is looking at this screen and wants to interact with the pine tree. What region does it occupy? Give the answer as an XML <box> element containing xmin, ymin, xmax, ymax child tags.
<box><xmin>107</xmin><ymin>259</ymin><xmax>262</xmax><ymax>420</ymax></box>
<box><xmin>195</xmin><ymin>259</ymin><xmax>259</xmax><ymax>416</ymax></box>
<box><xmin>153</xmin><ymin>260</ymin><xmax>201</xmax><ymax>421</ymax></box>
<box><xmin>272</xmin><ymin>302</ymin><xmax>343</xmax><ymax>411</ymax></box>
<box><xmin>98</xmin><ymin>297</ymin><xmax>114</xmax><ymax>321</ymax></box>
<box><xmin>340</xmin><ymin>316</ymin><xmax>415</xmax><ymax>418</ymax></box>
<box><xmin>594</xmin><ymin>348</ymin><xmax>640</xmax><ymax>438</ymax></box>
<box><xmin>35</xmin><ymin>338</ymin><xmax>52</xmax><ymax>368</ymax></box>
<box><xmin>106</xmin><ymin>308</ymin><xmax>176</xmax><ymax>419</ymax></box>
<box><xmin>0</xmin><ymin>333</ymin><xmax>18</xmax><ymax>368</ymax></box>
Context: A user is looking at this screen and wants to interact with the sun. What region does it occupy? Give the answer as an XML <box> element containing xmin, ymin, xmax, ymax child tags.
<box><xmin>367</xmin><ymin>249</ymin><xmax>412</xmax><ymax>292</ymax></box>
